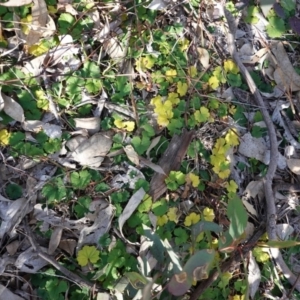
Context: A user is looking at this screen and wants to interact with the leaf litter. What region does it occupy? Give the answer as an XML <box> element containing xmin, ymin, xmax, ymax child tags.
<box><xmin>1</xmin><ymin>0</ymin><xmax>300</xmax><ymax>299</ymax></box>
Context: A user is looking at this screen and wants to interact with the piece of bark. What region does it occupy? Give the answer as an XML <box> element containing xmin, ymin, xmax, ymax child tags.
<box><xmin>149</xmin><ymin>129</ymin><xmax>195</xmax><ymax>201</ymax></box>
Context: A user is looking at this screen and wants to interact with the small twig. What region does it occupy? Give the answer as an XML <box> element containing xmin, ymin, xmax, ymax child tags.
<box><xmin>287</xmin><ymin>272</ymin><xmax>300</xmax><ymax>298</ymax></box>
<box><xmin>223</xmin><ymin>8</ymin><xmax>300</xmax><ymax>292</ymax></box>
<box><xmin>42</xmin><ymin>70</ymin><xmax>61</xmax><ymax>123</ymax></box>
<box><xmin>22</xmin><ymin>218</ymin><xmax>101</xmax><ymax>291</ymax></box>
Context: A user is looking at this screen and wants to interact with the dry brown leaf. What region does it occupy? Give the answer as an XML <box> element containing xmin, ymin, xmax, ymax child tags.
<box><xmin>6</xmin><ymin>240</ymin><xmax>19</xmax><ymax>256</ymax></box>
<box><xmin>149</xmin><ymin>129</ymin><xmax>194</xmax><ymax>201</ymax></box>
<box><xmin>287</xmin><ymin>158</ymin><xmax>300</xmax><ymax>175</ymax></box>
<box><xmin>248</xmin><ymin>251</ymin><xmax>261</xmax><ymax>298</ymax></box>
<box><xmin>0</xmin><ymin>0</ymin><xmax>32</xmax><ymax>6</ymax></box>
<box><xmin>59</xmin><ymin>239</ymin><xmax>77</xmax><ymax>256</ymax></box>
<box><xmin>197</xmin><ymin>47</ymin><xmax>210</xmax><ymax>68</ymax></box>
<box><xmin>26</xmin><ymin>0</ymin><xmax>48</xmax><ymax>46</ymax></box>
<box><xmin>118</xmin><ymin>188</ymin><xmax>145</xmax><ymax>245</ymax></box>
<box><xmin>70</xmin><ymin>131</ymin><xmax>113</xmax><ymax>168</ymax></box>
<box><xmin>139</xmin><ymin>157</ymin><xmax>166</xmax><ymax>175</ymax></box>
<box><xmin>271</xmin><ymin>42</ymin><xmax>300</xmax><ymax>91</ymax></box>
<box><xmin>0</xmin><ymin>284</ymin><xmax>25</xmax><ymax>300</ymax></box>
<box><xmin>74</xmin><ymin>117</ymin><xmax>100</xmax><ymax>135</ymax></box>
<box><xmin>124</xmin><ymin>145</ymin><xmax>140</xmax><ymax>166</ymax></box>
<box><xmin>0</xmin><ymin>93</ymin><xmax>25</xmax><ymax>123</ymax></box>
<box><xmin>48</xmin><ymin>226</ymin><xmax>63</xmax><ymax>255</ymax></box>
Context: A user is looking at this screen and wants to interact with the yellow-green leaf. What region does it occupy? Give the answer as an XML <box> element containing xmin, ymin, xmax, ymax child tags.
<box><xmin>77</xmin><ymin>245</ymin><xmax>100</xmax><ymax>266</ymax></box>
<box><xmin>184</xmin><ymin>212</ymin><xmax>200</xmax><ymax>227</ymax></box>
<box><xmin>203</xmin><ymin>207</ymin><xmax>215</xmax><ymax>222</ymax></box>
<box><xmin>0</xmin><ymin>129</ymin><xmax>10</xmax><ymax>145</ymax></box>
<box><xmin>194</xmin><ymin>106</ymin><xmax>210</xmax><ymax>123</ymax></box>
<box><xmin>28</xmin><ymin>43</ymin><xmax>49</xmax><ymax>56</ymax></box>
<box><xmin>225</xmin><ymin>129</ymin><xmax>239</xmax><ymax>146</ymax></box>
<box><xmin>188</xmin><ymin>66</ymin><xmax>197</xmax><ymax>78</ymax></box>
<box><xmin>223</xmin><ymin>59</ymin><xmax>239</xmax><ymax>74</ymax></box>
<box><xmin>208</xmin><ymin>76</ymin><xmax>219</xmax><ymax>90</ymax></box>
<box><xmin>186</xmin><ymin>173</ymin><xmax>200</xmax><ymax>188</ymax></box>
<box><xmin>177</xmin><ymin>82</ymin><xmax>188</xmax><ymax>96</ymax></box>
<box><xmin>167</xmin><ymin>207</ymin><xmax>180</xmax><ymax>223</ymax></box>
<box><xmin>157</xmin><ymin>215</ymin><xmax>168</xmax><ymax>226</ymax></box>
<box><xmin>226</xmin><ymin>180</ymin><xmax>238</xmax><ymax>193</ymax></box>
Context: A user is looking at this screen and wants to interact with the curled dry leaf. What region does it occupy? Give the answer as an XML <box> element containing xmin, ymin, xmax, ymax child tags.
<box><xmin>239</xmin><ymin>47</ymin><xmax>268</xmax><ymax>64</ymax></box>
<box><xmin>287</xmin><ymin>158</ymin><xmax>300</xmax><ymax>175</ymax></box>
<box><xmin>74</xmin><ymin>117</ymin><xmax>100</xmax><ymax>135</ymax></box>
<box><xmin>22</xmin><ymin>45</ymin><xmax>80</xmax><ymax>77</ymax></box>
<box><xmin>146</xmin><ymin>135</ymin><xmax>161</xmax><ymax>159</ymax></box>
<box><xmin>70</xmin><ymin>131</ymin><xmax>113</xmax><ymax>168</ymax></box>
<box><xmin>242</xmin><ymin>200</ymin><xmax>258</xmax><ymax>218</ymax></box>
<box><xmin>34</xmin><ymin>204</ymin><xmax>89</xmax><ymax>232</ymax></box>
<box><xmin>243</xmin><ymin>180</ymin><xmax>264</xmax><ymax>202</ymax></box>
<box><xmin>39</xmin><ymin>15</ymin><xmax>56</xmax><ymax>38</ymax></box>
<box><xmin>0</xmin><ymin>198</ymin><xmax>31</xmax><ymax>238</ymax></box>
<box><xmin>124</xmin><ymin>145</ymin><xmax>140</xmax><ymax>166</ymax></box>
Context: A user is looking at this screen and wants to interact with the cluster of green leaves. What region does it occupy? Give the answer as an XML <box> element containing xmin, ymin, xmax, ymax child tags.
<box><xmin>31</xmin><ymin>268</ymin><xmax>89</xmax><ymax>300</ymax></box>
<box><xmin>123</xmin><ymin>191</ymin><xmax>249</xmax><ymax>298</ymax></box>
<box><xmin>41</xmin><ymin>169</ymin><xmax>101</xmax><ymax>208</ymax></box>
<box><xmin>93</xmin><ymin>239</ymin><xmax>138</xmax><ymax>289</ymax></box>
<box><xmin>244</xmin><ymin>1</ymin><xmax>298</xmax><ymax>38</ymax></box>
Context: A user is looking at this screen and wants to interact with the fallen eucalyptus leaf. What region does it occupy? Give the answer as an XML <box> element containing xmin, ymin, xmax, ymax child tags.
<box><xmin>26</xmin><ymin>0</ymin><xmax>48</xmax><ymax>46</ymax></box>
<box><xmin>1</xmin><ymin>93</ymin><xmax>24</xmax><ymax>123</ymax></box>
<box><xmin>124</xmin><ymin>145</ymin><xmax>140</xmax><ymax>166</ymax></box>
<box><xmin>48</xmin><ymin>226</ymin><xmax>63</xmax><ymax>255</ymax></box>
<box><xmin>0</xmin><ymin>0</ymin><xmax>32</xmax><ymax>6</ymax></box>
<box><xmin>271</xmin><ymin>41</ymin><xmax>300</xmax><ymax>91</ymax></box>
<box><xmin>248</xmin><ymin>251</ymin><xmax>261</xmax><ymax>298</ymax></box>
<box><xmin>119</xmin><ymin>188</ymin><xmax>145</xmax><ymax>245</ymax></box>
